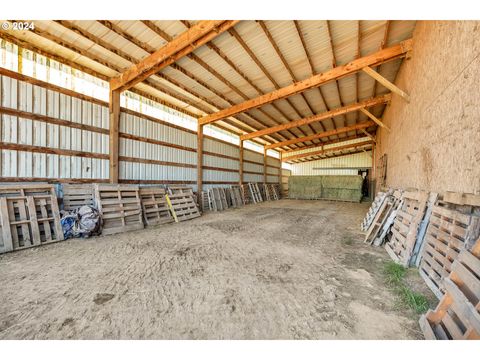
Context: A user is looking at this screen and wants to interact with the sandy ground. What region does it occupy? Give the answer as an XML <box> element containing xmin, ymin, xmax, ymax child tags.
<box><xmin>0</xmin><ymin>199</ymin><xmax>427</xmax><ymax>339</ymax></box>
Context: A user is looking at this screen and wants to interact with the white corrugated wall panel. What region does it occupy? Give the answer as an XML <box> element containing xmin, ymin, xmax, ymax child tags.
<box><xmin>203</xmin><ymin>170</ymin><xmax>239</xmax><ymax>183</ymax></box>
<box><xmin>244</xmin><ymin>174</ymin><xmax>263</xmax><ymax>183</ymax></box>
<box><xmin>203</xmin><ymin>154</ymin><xmax>238</xmax><ymax>170</ymax></box>
<box><xmin>266</xmin><ymin>156</ymin><xmax>280</xmax><ymax>167</ymax></box>
<box><xmin>204</xmin><ymin>137</ymin><xmax>239</xmax><ymax>158</ymax></box>
<box><xmin>119</xmin><ymin>161</ymin><xmax>196</xmax><ymax>182</ymax></box>
<box><xmin>243</xmin><ymin>149</ymin><xmax>263</xmax><ymax>163</ymax></box>
<box><xmin>266</xmin><ymin>175</ymin><xmax>278</xmax><ymax>183</ymax></box>
<box><xmin>291</xmin><ymin>151</ymin><xmax>372</xmax><ymax>176</ymax></box>
<box><xmin>1</xmin><ymin>74</ymin><xmax>109</xmax><ymax>179</ymax></box>
<box><xmin>243</xmin><ymin>162</ymin><xmax>263</xmax><ymax>173</ymax></box>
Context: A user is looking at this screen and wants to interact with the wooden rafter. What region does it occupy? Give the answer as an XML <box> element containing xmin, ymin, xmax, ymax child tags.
<box><xmin>292</xmin><ymin>20</ymin><xmax>329</xmax><ymax>136</ymax></box>
<box><xmin>325</xmin><ymin>20</ymin><xmax>347</xmax><ymax>131</ymax></box>
<box><xmin>227</xmin><ymin>27</ymin><xmax>313</xmax><ymax>145</ymax></box>
<box><xmin>97</xmin><ymin>21</ymin><xmax>286</xmax><ymax>147</ymax></box>
<box><xmin>257</xmin><ymin>20</ymin><xmax>318</xmax><ymax>136</ymax></box>
<box><xmin>372</xmin><ymin>20</ymin><xmax>391</xmax><ymax>97</ymax></box>
<box><xmin>265</xmin><ymin>121</ymin><xmax>375</xmax><ymax>150</ymax></box>
<box><xmin>240</xmin><ymin>94</ymin><xmax>391</xmax><ymax>141</ymax></box>
<box><xmin>360</xmin><ymin>128</ymin><xmax>377</xmax><ymax>144</ymax></box>
<box><xmin>144</xmin><ymin>20</ymin><xmax>296</xmax><ymax>150</ymax></box>
<box><xmin>283</xmin><ymin>140</ymin><xmax>373</xmax><ymax>162</ymax></box>
<box><xmin>363</xmin><ymin>66</ymin><xmax>410</xmax><ymax>102</ymax></box>
<box><xmin>199</xmin><ymin>39</ymin><xmax>413</xmax><ymax>125</ymax></box>
<box><xmin>110</xmin><ymin>20</ymin><xmax>237</xmax><ymax>91</ymax></box>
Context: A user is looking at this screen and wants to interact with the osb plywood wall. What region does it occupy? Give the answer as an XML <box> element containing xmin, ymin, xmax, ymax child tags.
<box><xmin>375</xmin><ymin>21</ymin><xmax>480</xmax><ymax>194</ymax></box>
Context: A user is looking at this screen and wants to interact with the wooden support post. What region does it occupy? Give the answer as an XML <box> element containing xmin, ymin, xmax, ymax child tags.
<box><xmin>263</xmin><ymin>147</ymin><xmax>267</xmax><ymax>184</ymax></box>
<box><xmin>239</xmin><ymin>140</ymin><xmax>244</xmax><ymax>186</ymax></box>
<box><xmin>362</xmin><ymin>66</ymin><xmax>410</xmax><ymax>102</ymax></box>
<box><xmin>109</xmin><ymin>88</ymin><xmax>120</xmax><ymax>183</ymax></box>
<box><xmin>197</xmin><ymin>122</ymin><xmax>204</xmax><ymax>207</ymax></box>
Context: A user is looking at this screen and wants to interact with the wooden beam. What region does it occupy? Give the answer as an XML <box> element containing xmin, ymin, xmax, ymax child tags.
<box><xmin>265</xmin><ymin>121</ymin><xmax>375</xmax><ymax>150</ymax></box>
<box><xmin>197</xmin><ymin>123</ymin><xmax>204</xmax><ymax>207</ymax></box>
<box><xmin>291</xmin><ymin>148</ymin><xmax>373</xmax><ymax>164</ymax></box>
<box><xmin>240</xmin><ymin>94</ymin><xmax>390</xmax><ymax>141</ymax></box>
<box><xmin>362</xmin><ymin>65</ymin><xmax>410</xmax><ymax>102</ymax></box>
<box><xmin>109</xmin><ymin>88</ymin><xmax>120</xmax><ymax>183</ymax></box>
<box><xmin>110</xmin><ymin>20</ymin><xmax>238</xmax><ymax>91</ymax></box>
<box><xmin>281</xmin><ymin>134</ymin><xmax>367</xmax><ymax>154</ymax></box>
<box><xmin>239</xmin><ymin>140</ymin><xmax>244</xmax><ymax>185</ymax></box>
<box><xmin>283</xmin><ymin>141</ymin><xmax>373</xmax><ymax>162</ymax></box>
<box><xmin>360</xmin><ymin>128</ymin><xmax>377</xmax><ymax>144</ymax></box>
<box><xmin>360</xmin><ymin>108</ymin><xmax>391</xmax><ymax>132</ymax></box>
<box><xmin>199</xmin><ymin>39</ymin><xmax>412</xmax><ymax>125</ymax></box>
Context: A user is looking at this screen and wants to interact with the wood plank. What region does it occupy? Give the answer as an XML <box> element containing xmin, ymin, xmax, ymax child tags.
<box><xmin>240</xmin><ymin>94</ymin><xmax>391</xmax><ymax>140</ymax></box>
<box><xmin>360</xmin><ymin>108</ymin><xmax>391</xmax><ymax>131</ymax></box>
<box><xmin>199</xmin><ymin>39</ymin><xmax>413</xmax><ymax>125</ymax></box>
<box><xmin>265</xmin><ymin>121</ymin><xmax>375</xmax><ymax>150</ymax></box>
<box><xmin>109</xmin><ymin>88</ymin><xmax>120</xmax><ymax>183</ymax></box>
<box><xmin>362</xmin><ymin>66</ymin><xmax>410</xmax><ymax>102</ymax></box>
<box><xmin>110</xmin><ymin>21</ymin><xmax>237</xmax><ymax>91</ymax></box>
<box><xmin>282</xmin><ymin>140</ymin><xmax>372</xmax><ymax>162</ymax></box>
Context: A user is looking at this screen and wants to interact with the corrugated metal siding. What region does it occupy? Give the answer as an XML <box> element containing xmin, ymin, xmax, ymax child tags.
<box><xmin>244</xmin><ymin>173</ymin><xmax>263</xmax><ymax>183</ymax></box>
<box><xmin>291</xmin><ymin>151</ymin><xmax>372</xmax><ymax>176</ymax></box>
<box><xmin>1</xmin><ymin>74</ymin><xmax>109</xmax><ymax>179</ymax></box>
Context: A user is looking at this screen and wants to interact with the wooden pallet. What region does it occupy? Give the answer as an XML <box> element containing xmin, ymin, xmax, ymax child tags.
<box><xmin>419</xmin><ymin>205</ymin><xmax>480</xmax><ymax>298</ymax></box>
<box><xmin>94</xmin><ymin>184</ymin><xmax>144</xmax><ymax>236</ymax></box>
<box><xmin>385</xmin><ymin>190</ymin><xmax>429</xmax><ymax>266</ymax></box>
<box><xmin>365</xmin><ymin>192</ymin><xmax>400</xmax><ymax>245</ymax></box>
<box><xmin>0</xmin><ymin>184</ymin><xmax>63</xmax><ymax>253</ymax></box>
<box><xmin>361</xmin><ymin>191</ymin><xmax>389</xmax><ymax>231</ymax></box>
<box><xmin>138</xmin><ymin>187</ymin><xmax>173</xmax><ymax>226</ymax></box>
<box><xmin>372</xmin><ymin>191</ymin><xmax>404</xmax><ymax>247</ymax></box>
<box><xmin>420</xmin><ymin>238</ymin><xmax>480</xmax><ymax>340</ymax></box>
<box><xmin>263</xmin><ymin>184</ymin><xmax>271</xmax><ymax>201</ymax></box>
<box><xmin>201</xmin><ymin>191</ymin><xmax>210</xmax><ymax>211</ymax></box>
<box><xmin>207</xmin><ymin>188</ymin><xmax>222</xmax><ymax>211</ymax></box>
<box><xmin>240</xmin><ymin>185</ymin><xmax>251</xmax><ymax>204</ymax></box>
<box><xmin>62</xmin><ymin>184</ymin><xmax>95</xmax><ymax>211</ymax></box>
<box><xmin>248</xmin><ymin>183</ymin><xmax>263</xmax><ymax>204</ymax></box>
<box><xmin>165</xmin><ymin>192</ymin><xmax>201</xmax><ymax>222</ymax></box>
<box><xmin>230</xmin><ymin>186</ymin><xmax>244</xmax><ymax>206</ymax></box>
<box><xmin>225</xmin><ymin>188</ymin><xmax>237</xmax><ymax>208</ymax></box>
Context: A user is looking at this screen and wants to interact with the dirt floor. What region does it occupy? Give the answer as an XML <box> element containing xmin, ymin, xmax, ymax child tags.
<box><xmin>0</xmin><ymin>199</ymin><xmax>432</xmax><ymax>339</ymax></box>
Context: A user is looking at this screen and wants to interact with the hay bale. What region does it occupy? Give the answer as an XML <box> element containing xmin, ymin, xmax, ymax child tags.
<box><xmin>288</xmin><ymin>175</ymin><xmax>363</xmax><ymax>202</ymax></box>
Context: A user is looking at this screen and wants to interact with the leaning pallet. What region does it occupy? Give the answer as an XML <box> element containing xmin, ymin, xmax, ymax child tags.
<box><xmin>249</xmin><ymin>183</ymin><xmax>263</xmax><ymax>204</ymax></box>
<box><xmin>231</xmin><ymin>185</ymin><xmax>244</xmax><ymax>206</ymax></box>
<box><xmin>240</xmin><ymin>184</ymin><xmax>251</xmax><ymax>204</ymax></box>
<box><xmin>364</xmin><ymin>192</ymin><xmax>399</xmax><ymax>245</ymax></box>
<box><xmin>372</xmin><ymin>190</ymin><xmax>403</xmax><ymax>247</ymax></box>
<box><xmin>94</xmin><ymin>184</ymin><xmax>144</xmax><ymax>236</ymax></box>
<box><xmin>419</xmin><ymin>203</ymin><xmax>480</xmax><ymax>299</ymax></box>
<box><xmin>0</xmin><ymin>184</ymin><xmax>64</xmax><ymax>253</ymax></box>
<box><xmin>138</xmin><ymin>187</ymin><xmax>173</xmax><ymax>226</ymax></box>
<box><xmin>165</xmin><ymin>192</ymin><xmax>201</xmax><ymax>222</ymax></box>
<box><xmin>263</xmin><ymin>184</ymin><xmax>271</xmax><ymax>201</ymax></box>
<box><xmin>361</xmin><ymin>190</ymin><xmax>390</xmax><ymax>231</ymax></box>
<box><xmin>62</xmin><ymin>183</ymin><xmax>95</xmax><ymax>211</ymax></box>
<box><xmin>270</xmin><ymin>184</ymin><xmax>279</xmax><ymax>200</ymax></box>
<box><xmin>384</xmin><ymin>190</ymin><xmax>430</xmax><ymax>266</ymax></box>
<box><xmin>419</xmin><ymin>237</ymin><xmax>480</xmax><ymax>340</ymax></box>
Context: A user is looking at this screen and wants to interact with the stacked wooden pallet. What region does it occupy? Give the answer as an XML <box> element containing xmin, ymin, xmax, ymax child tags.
<box><xmin>0</xmin><ymin>184</ymin><xmax>64</xmax><ymax>253</ymax></box>
<box><xmin>384</xmin><ymin>190</ymin><xmax>431</xmax><ymax>266</ymax></box>
<box><xmin>138</xmin><ymin>187</ymin><xmax>173</xmax><ymax>226</ymax></box>
<box><xmin>241</xmin><ymin>184</ymin><xmax>252</xmax><ymax>204</ymax></box>
<box><xmin>94</xmin><ymin>184</ymin><xmax>144</xmax><ymax>236</ymax></box>
<box><xmin>62</xmin><ymin>184</ymin><xmax>95</xmax><ymax>211</ymax></box>
<box><xmin>419</xmin><ymin>193</ymin><xmax>480</xmax><ymax>298</ymax></box>
<box><xmin>420</xmin><ymin>236</ymin><xmax>480</xmax><ymax>339</ymax></box>
<box><xmin>263</xmin><ymin>183</ymin><xmax>271</xmax><ymax>201</ymax></box>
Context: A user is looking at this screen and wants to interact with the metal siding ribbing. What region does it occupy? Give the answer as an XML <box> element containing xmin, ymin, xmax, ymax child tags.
<box><xmin>120</xmin><ymin>161</ymin><xmax>196</xmax><ymax>182</ymax></box>
<box><xmin>266</xmin><ymin>156</ymin><xmax>280</xmax><ymax>167</ymax></box>
<box><xmin>203</xmin><ymin>169</ymin><xmax>239</xmax><ymax>183</ymax></box>
<box><xmin>204</xmin><ymin>137</ymin><xmax>239</xmax><ymax>158</ymax></box>
<box><xmin>244</xmin><ymin>173</ymin><xmax>263</xmax><ymax>183</ymax></box>
<box><xmin>266</xmin><ymin>175</ymin><xmax>278</xmax><ymax>183</ymax></box>
<box><xmin>203</xmin><ymin>154</ymin><xmax>238</xmax><ymax>170</ymax></box>
<box><xmin>243</xmin><ymin>149</ymin><xmax>264</xmax><ymax>163</ymax></box>
<box><xmin>1</xmin><ymin>74</ymin><xmax>109</xmax><ymax>179</ymax></box>
<box><xmin>243</xmin><ymin>162</ymin><xmax>263</xmax><ymax>173</ymax></box>
<box><xmin>291</xmin><ymin>151</ymin><xmax>372</xmax><ymax>176</ymax></box>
